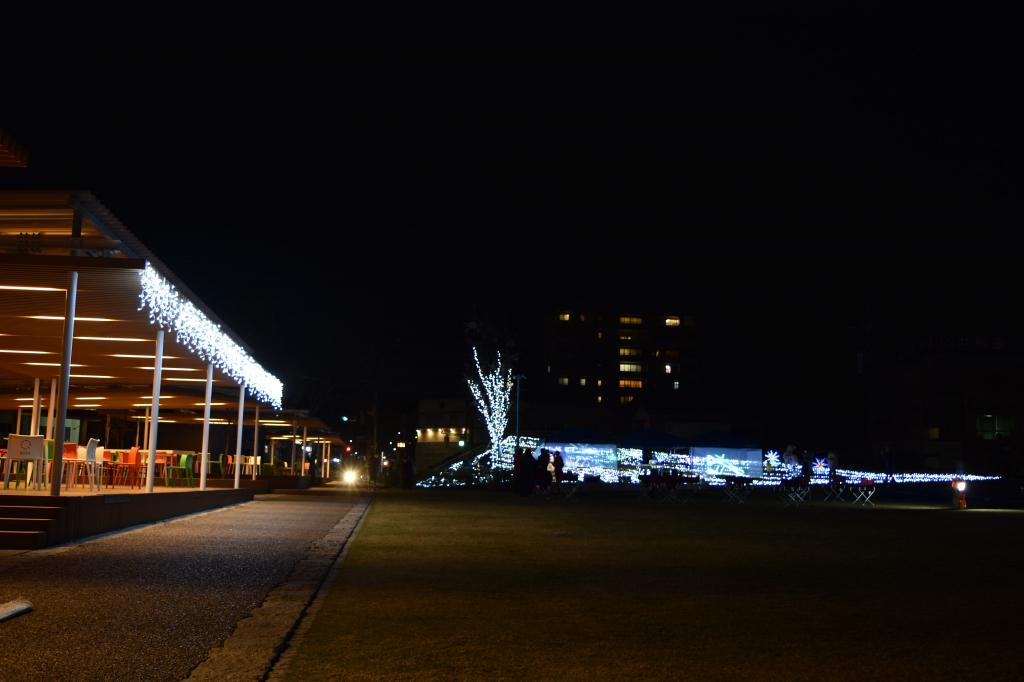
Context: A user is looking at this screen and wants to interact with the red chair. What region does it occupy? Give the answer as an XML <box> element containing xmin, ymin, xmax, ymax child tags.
<box><xmin>114</xmin><ymin>447</ymin><xmax>140</xmax><ymax>488</ymax></box>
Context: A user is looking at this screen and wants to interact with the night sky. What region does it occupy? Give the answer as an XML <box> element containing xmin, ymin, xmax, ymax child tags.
<box><xmin>3</xmin><ymin>33</ymin><xmax>1019</xmax><ymax>425</ymax></box>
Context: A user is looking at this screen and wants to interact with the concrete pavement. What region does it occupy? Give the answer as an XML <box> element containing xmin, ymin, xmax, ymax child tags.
<box><xmin>0</xmin><ymin>487</ymin><xmax>365</xmax><ymax>681</ymax></box>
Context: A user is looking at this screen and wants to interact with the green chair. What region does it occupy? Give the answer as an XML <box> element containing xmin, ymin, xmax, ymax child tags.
<box><xmin>165</xmin><ymin>453</ymin><xmax>195</xmax><ymax>487</ymax></box>
<box><xmin>208</xmin><ymin>453</ymin><xmax>225</xmax><ymax>477</ymax></box>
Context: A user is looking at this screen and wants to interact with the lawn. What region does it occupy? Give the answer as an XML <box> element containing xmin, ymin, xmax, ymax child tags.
<box><xmin>284</xmin><ymin>491</ymin><xmax>1024</xmax><ymax>681</ymax></box>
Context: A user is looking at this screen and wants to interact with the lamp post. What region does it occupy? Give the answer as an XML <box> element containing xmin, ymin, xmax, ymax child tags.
<box><xmin>513</xmin><ymin>373</ymin><xmax>525</xmax><ymax>451</ymax></box>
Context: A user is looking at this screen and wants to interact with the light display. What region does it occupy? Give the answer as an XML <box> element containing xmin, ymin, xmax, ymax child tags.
<box><xmin>139</xmin><ymin>263</ymin><xmax>283</xmax><ymax>407</ymax></box>
<box><xmin>763</xmin><ymin>450</ymin><xmax>781</xmax><ymax>469</ymax></box>
<box><xmin>543</xmin><ymin>442</ymin><xmax>622</xmax><ymax>483</ymax></box>
<box><xmin>466</xmin><ymin>347</ymin><xmax>513</xmax><ymax>469</ymax></box>
<box><xmin>418</xmin><ymin>434</ymin><xmax>1003</xmax><ymax>489</ymax></box>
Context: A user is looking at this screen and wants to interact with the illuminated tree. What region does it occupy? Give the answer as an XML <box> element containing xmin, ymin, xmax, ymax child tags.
<box><xmin>467</xmin><ymin>347</ymin><xmax>513</xmax><ymax>469</ymax></box>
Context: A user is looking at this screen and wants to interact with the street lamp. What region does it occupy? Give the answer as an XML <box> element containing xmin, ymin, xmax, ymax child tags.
<box><xmin>512</xmin><ymin>373</ymin><xmax>525</xmax><ymax>451</ymax></box>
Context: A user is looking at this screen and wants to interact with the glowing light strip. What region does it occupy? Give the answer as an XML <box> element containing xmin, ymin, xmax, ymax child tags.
<box><xmin>419</xmin><ymin>437</ymin><xmax>1003</xmax><ymax>488</ymax></box>
<box><xmin>138</xmin><ymin>263</ymin><xmax>282</xmax><ymax>407</ymax></box>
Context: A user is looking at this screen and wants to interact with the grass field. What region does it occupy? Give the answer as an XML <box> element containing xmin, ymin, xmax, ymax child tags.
<box><xmin>284</xmin><ymin>491</ymin><xmax>1024</xmax><ymax>681</ymax></box>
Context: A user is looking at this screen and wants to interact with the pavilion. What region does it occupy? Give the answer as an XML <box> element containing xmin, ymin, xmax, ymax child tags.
<box><xmin>0</xmin><ymin>190</ymin><xmax>318</xmax><ymax>546</ymax></box>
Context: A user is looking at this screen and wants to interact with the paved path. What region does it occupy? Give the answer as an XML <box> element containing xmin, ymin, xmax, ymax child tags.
<box><xmin>0</xmin><ymin>488</ymin><xmax>362</xmax><ymax>681</ymax></box>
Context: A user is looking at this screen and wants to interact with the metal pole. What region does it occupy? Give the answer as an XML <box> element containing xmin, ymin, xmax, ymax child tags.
<box><xmin>252</xmin><ymin>403</ymin><xmax>259</xmax><ymax>480</ymax></box>
<box><xmin>234</xmin><ymin>384</ymin><xmax>245</xmax><ymax>489</ymax></box>
<box><xmin>290</xmin><ymin>422</ymin><xmax>297</xmax><ymax>474</ymax></box>
<box><xmin>145</xmin><ymin>329</ymin><xmax>164</xmax><ymax>493</ymax></box>
<box><xmin>15</xmin><ymin>407</ymin><xmax>22</xmax><ymax>435</ymax></box>
<box><xmin>143</xmin><ymin>405</ymin><xmax>150</xmax><ymax>457</ymax></box>
<box><xmin>135</xmin><ymin>413</ymin><xmax>140</xmax><ymax>448</ymax></box>
<box><xmin>514</xmin><ymin>374</ymin><xmax>522</xmax><ymax>451</ymax></box>
<box><xmin>199</xmin><ymin>362</ymin><xmax>213</xmax><ymax>490</ymax></box>
<box><xmin>301</xmin><ymin>425</ymin><xmax>308</xmax><ymax>478</ymax></box>
<box><xmin>49</xmin><ymin>271</ymin><xmax>78</xmax><ymax>496</ymax></box>
<box><xmin>46</xmin><ymin>377</ymin><xmax>56</xmax><ymax>439</ymax></box>
<box><xmin>30</xmin><ymin>377</ymin><xmax>41</xmax><ymax>435</ymax></box>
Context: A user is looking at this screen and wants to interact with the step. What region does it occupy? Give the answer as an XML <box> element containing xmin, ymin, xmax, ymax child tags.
<box><xmin>0</xmin><ymin>530</ymin><xmax>48</xmax><ymax>550</ymax></box>
<box><xmin>0</xmin><ymin>518</ymin><xmax>55</xmax><ymax>533</ymax></box>
<box><xmin>0</xmin><ymin>506</ymin><xmax>64</xmax><ymax>520</ymax></box>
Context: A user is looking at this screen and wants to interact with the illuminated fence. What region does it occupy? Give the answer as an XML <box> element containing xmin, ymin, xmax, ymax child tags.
<box><xmin>417</xmin><ymin>439</ymin><xmax>1002</xmax><ymax>488</ymax></box>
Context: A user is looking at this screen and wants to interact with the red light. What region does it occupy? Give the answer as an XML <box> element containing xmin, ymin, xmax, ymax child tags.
<box><xmin>345</xmin><ymin>445</ymin><xmax>352</xmax><ymax>453</ymax></box>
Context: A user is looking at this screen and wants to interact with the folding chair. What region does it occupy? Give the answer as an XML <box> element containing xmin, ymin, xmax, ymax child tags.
<box><xmin>781</xmin><ymin>476</ymin><xmax>810</xmax><ymax>507</ymax></box>
<box><xmin>851</xmin><ymin>479</ymin><xmax>876</xmax><ymax>505</ymax></box>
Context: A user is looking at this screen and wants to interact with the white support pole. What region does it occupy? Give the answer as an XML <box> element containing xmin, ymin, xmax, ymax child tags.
<box><xmin>234</xmin><ymin>384</ymin><xmax>245</xmax><ymax>489</ymax></box>
<box><xmin>134</xmin><ymin>414</ymin><xmax>140</xmax><ymax>448</ymax></box>
<box><xmin>145</xmin><ymin>329</ymin><xmax>165</xmax><ymax>493</ymax></box>
<box><xmin>252</xmin><ymin>403</ymin><xmax>260</xmax><ymax>480</ymax></box>
<box><xmin>46</xmin><ymin>377</ymin><xmax>56</xmax><ymax>439</ymax></box>
<box><xmin>199</xmin><ymin>362</ymin><xmax>213</xmax><ymax>490</ymax></box>
<box><xmin>270</xmin><ymin>438</ymin><xmax>276</xmax><ymax>469</ymax></box>
<box><xmin>30</xmin><ymin>377</ymin><xmax>41</xmax><ymax>435</ymax></box>
<box><xmin>301</xmin><ymin>425</ymin><xmax>308</xmax><ymax>478</ymax></box>
<box><xmin>143</xmin><ymin>405</ymin><xmax>150</xmax><ymax>457</ymax></box>
<box><xmin>49</xmin><ymin>271</ymin><xmax>78</xmax><ymax>496</ymax></box>
<box><xmin>15</xmin><ymin>407</ymin><xmax>22</xmax><ymax>435</ymax></box>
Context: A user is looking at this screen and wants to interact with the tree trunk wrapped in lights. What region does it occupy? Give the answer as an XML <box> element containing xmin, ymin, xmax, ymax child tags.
<box><xmin>467</xmin><ymin>347</ymin><xmax>513</xmax><ymax>470</ymax></box>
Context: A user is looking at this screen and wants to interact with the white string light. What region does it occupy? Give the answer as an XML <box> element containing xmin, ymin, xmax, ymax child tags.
<box><xmin>419</xmin><ymin>436</ymin><xmax>1003</xmax><ymax>488</ymax></box>
<box><xmin>138</xmin><ymin>263</ymin><xmax>283</xmax><ymax>408</ymax></box>
<box><xmin>466</xmin><ymin>347</ymin><xmax>513</xmax><ymax>470</ymax></box>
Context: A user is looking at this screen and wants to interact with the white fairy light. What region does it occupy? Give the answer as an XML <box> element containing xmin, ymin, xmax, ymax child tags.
<box><xmin>466</xmin><ymin>347</ymin><xmax>513</xmax><ymax>470</ymax></box>
<box><xmin>138</xmin><ymin>263</ymin><xmax>282</xmax><ymax>407</ymax></box>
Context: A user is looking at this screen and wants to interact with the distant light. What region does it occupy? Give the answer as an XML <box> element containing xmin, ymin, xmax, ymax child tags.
<box><xmin>343</xmin><ymin>470</ymin><xmax>357</xmax><ymax>484</ymax></box>
<box><xmin>956</xmin><ymin>480</ymin><xmax>967</xmax><ymax>492</ymax></box>
<box><xmin>458</xmin><ymin>440</ymin><xmax>465</xmax><ymax>447</ymax></box>
<box><xmin>342</xmin><ymin>415</ymin><xmax>349</xmax><ymax>422</ymax></box>
<box><xmin>332</xmin><ymin>457</ymin><xmax>340</xmax><ymax>463</ymax></box>
<box><xmin>304</xmin><ymin>446</ymin><xmax>312</xmax><ymax>452</ymax></box>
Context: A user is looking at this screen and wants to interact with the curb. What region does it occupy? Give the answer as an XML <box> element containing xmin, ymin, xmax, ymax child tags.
<box><xmin>186</xmin><ymin>496</ymin><xmax>371</xmax><ymax>681</ymax></box>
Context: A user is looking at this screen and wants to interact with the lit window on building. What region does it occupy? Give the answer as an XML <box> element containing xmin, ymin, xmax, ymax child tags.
<box><xmin>597</xmin><ymin>395</ymin><xmax>603</xmax><ymax>404</ymax></box>
<box><xmin>665</xmin><ymin>316</ymin><xmax>681</xmax><ymax>327</ymax></box>
<box><xmin>558</xmin><ymin>377</ymin><xmax>569</xmax><ymax>386</ymax></box>
<box><xmin>619</xmin><ymin>379</ymin><xmax>643</xmax><ymax>389</ymax></box>
<box><xmin>579</xmin><ymin>377</ymin><xmax>587</xmax><ymax>387</ymax></box>
<box><xmin>619</xmin><ymin>363</ymin><xmax>642</xmax><ymax>373</ymax></box>
<box><xmin>558</xmin><ymin>312</ymin><xmax>571</xmax><ymax>321</ymax></box>
<box><xmin>977</xmin><ymin>414</ymin><xmax>1013</xmax><ymax>440</ymax></box>
<box><xmin>619</xmin><ymin>316</ymin><xmax>643</xmax><ymax>326</ymax></box>
<box><xmin>664</xmin><ymin>364</ymin><xmax>672</xmax><ymax>374</ymax></box>
<box><xmin>620</xmin><ymin>395</ymin><xmax>635</xmax><ymax>404</ymax></box>
<box><xmin>597</xmin><ymin>331</ymin><xmax>603</xmax><ymax>340</ymax></box>
<box><xmin>579</xmin><ymin>313</ymin><xmax>586</xmax><ymax>322</ymax></box>
<box><xmin>596</xmin><ymin>379</ymin><xmax>603</xmax><ymax>387</ymax></box>
<box><xmin>619</xmin><ymin>334</ymin><xmax>633</xmax><ymax>341</ymax></box>
<box><xmin>673</xmin><ymin>381</ymin><xmax>680</xmax><ymax>390</ymax></box>
<box><xmin>546</xmin><ymin>365</ymin><xmax>551</xmax><ymax>374</ymax></box>
<box><xmin>618</xmin><ymin>347</ymin><xmax>641</xmax><ymax>357</ymax></box>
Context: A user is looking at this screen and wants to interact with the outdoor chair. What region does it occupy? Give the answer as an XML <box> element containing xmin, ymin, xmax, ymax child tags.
<box><xmin>67</xmin><ymin>438</ymin><xmax>101</xmax><ymax>492</ymax></box>
<box><xmin>113</xmin><ymin>446</ymin><xmax>141</xmax><ymax>488</ymax></box>
<box><xmin>851</xmin><ymin>479</ymin><xmax>876</xmax><ymax>506</ymax></box>
<box><xmin>781</xmin><ymin>475</ymin><xmax>810</xmax><ymax>507</ymax></box>
<box><xmin>4</xmin><ymin>434</ymin><xmax>46</xmax><ymax>490</ymax></box>
<box><xmin>208</xmin><ymin>452</ymin><xmax>225</xmax><ymax>477</ymax></box>
<box><xmin>165</xmin><ymin>453</ymin><xmax>195</xmax><ymax>487</ymax></box>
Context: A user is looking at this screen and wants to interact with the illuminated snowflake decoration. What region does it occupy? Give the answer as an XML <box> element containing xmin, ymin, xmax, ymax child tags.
<box><xmin>813</xmin><ymin>458</ymin><xmax>829</xmax><ymax>474</ymax></box>
<box><xmin>138</xmin><ymin>263</ymin><xmax>283</xmax><ymax>407</ymax></box>
<box><xmin>764</xmin><ymin>450</ymin><xmax>781</xmax><ymax>468</ymax></box>
<box><xmin>466</xmin><ymin>347</ymin><xmax>513</xmax><ymax>469</ymax></box>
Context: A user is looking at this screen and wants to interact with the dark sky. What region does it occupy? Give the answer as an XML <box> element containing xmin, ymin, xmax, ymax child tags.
<box><xmin>2</xmin><ymin>31</ymin><xmax>1019</xmax><ymax>417</ymax></box>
